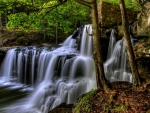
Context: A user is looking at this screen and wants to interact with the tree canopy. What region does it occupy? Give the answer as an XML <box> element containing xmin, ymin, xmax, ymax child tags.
<box><xmin>0</xmin><ymin>0</ymin><xmax>91</xmax><ymax>38</ymax></box>
<box><xmin>0</xmin><ymin>0</ymin><xmax>143</xmax><ymax>39</ymax></box>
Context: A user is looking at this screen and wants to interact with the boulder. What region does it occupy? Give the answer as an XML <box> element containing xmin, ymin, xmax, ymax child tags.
<box><xmin>137</xmin><ymin>2</ymin><xmax>150</xmax><ymax>36</ymax></box>
<box><xmin>133</xmin><ymin>37</ymin><xmax>150</xmax><ymax>59</ymax></box>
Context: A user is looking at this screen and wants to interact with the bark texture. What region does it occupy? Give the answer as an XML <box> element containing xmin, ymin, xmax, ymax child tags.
<box><xmin>56</xmin><ymin>24</ymin><xmax>58</xmax><ymax>44</ymax></box>
<box><xmin>74</xmin><ymin>0</ymin><xmax>108</xmax><ymax>88</ymax></box>
<box><xmin>119</xmin><ymin>0</ymin><xmax>141</xmax><ymax>85</ymax></box>
<box><xmin>90</xmin><ymin>0</ymin><xmax>107</xmax><ymax>88</ymax></box>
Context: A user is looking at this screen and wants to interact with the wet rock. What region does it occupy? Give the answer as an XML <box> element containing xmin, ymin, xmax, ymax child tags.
<box><xmin>0</xmin><ymin>47</ymin><xmax>12</xmax><ymax>52</ymax></box>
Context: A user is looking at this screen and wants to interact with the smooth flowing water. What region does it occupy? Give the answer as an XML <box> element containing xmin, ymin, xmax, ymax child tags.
<box><xmin>0</xmin><ymin>25</ymin><xmax>97</xmax><ymax>113</ymax></box>
<box><xmin>104</xmin><ymin>29</ymin><xmax>133</xmax><ymax>82</ymax></box>
<box><xmin>0</xmin><ymin>26</ymin><xmax>133</xmax><ymax>113</ymax></box>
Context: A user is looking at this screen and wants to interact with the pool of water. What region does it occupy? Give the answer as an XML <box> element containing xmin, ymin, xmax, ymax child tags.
<box><xmin>0</xmin><ymin>83</ymin><xmax>33</xmax><ymax>113</ymax></box>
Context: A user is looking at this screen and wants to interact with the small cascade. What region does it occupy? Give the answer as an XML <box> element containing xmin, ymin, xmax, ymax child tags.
<box><xmin>0</xmin><ymin>49</ymin><xmax>16</xmax><ymax>82</ymax></box>
<box><xmin>0</xmin><ymin>25</ymin><xmax>96</xmax><ymax>113</ymax></box>
<box><xmin>104</xmin><ymin>29</ymin><xmax>133</xmax><ymax>82</ymax></box>
<box><xmin>80</xmin><ymin>25</ymin><xmax>93</xmax><ymax>56</ymax></box>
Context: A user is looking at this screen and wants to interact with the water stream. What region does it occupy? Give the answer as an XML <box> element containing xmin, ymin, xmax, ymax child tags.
<box><xmin>0</xmin><ymin>25</ymin><xmax>97</xmax><ymax>113</ymax></box>
<box><xmin>0</xmin><ymin>25</ymin><xmax>133</xmax><ymax>113</ymax></box>
<box><xmin>104</xmin><ymin>29</ymin><xmax>133</xmax><ymax>82</ymax></box>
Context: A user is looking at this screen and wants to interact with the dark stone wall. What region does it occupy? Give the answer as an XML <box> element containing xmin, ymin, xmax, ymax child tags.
<box><xmin>98</xmin><ymin>2</ymin><xmax>137</xmax><ymax>27</ymax></box>
<box><xmin>0</xmin><ymin>48</ymin><xmax>9</xmax><ymax>66</ymax></box>
<box><xmin>0</xmin><ymin>51</ymin><xmax>6</xmax><ymax>66</ymax></box>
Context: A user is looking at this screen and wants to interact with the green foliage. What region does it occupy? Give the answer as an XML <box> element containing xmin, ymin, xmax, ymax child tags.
<box><xmin>73</xmin><ymin>89</ymin><xmax>95</xmax><ymax>113</ymax></box>
<box><xmin>102</xmin><ymin>100</ymin><xmax>112</xmax><ymax>112</ymax></box>
<box><xmin>2</xmin><ymin>0</ymin><xmax>90</xmax><ymax>39</ymax></box>
<box><xmin>132</xmin><ymin>83</ymin><xmax>137</xmax><ymax>88</ymax></box>
<box><xmin>147</xmin><ymin>45</ymin><xmax>150</xmax><ymax>49</ymax></box>
<box><xmin>113</xmin><ymin>104</ymin><xmax>128</xmax><ymax>112</ymax></box>
<box><xmin>0</xmin><ymin>0</ymin><xmax>141</xmax><ymax>40</ymax></box>
<box><xmin>7</xmin><ymin>12</ymin><xmax>28</xmax><ymax>30</ymax></box>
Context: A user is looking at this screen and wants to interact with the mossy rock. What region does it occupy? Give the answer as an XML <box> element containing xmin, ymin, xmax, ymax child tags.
<box><xmin>72</xmin><ymin>89</ymin><xmax>95</xmax><ymax>113</ymax></box>
<box><xmin>49</xmin><ymin>103</ymin><xmax>73</xmax><ymax>113</ymax></box>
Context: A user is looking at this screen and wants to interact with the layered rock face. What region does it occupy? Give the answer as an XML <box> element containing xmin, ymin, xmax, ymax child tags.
<box><xmin>97</xmin><ymin>1</ymin><xmax>137</xmax><ymax>28</ymax></box>
<box><xmin>137</xmin><ymin>2</ymin><xmax>150</xmax><ymax>36</ymax></box>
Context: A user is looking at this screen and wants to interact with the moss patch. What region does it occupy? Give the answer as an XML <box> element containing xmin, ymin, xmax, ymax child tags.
<box><xmin>73</xmin><ymin>89</ymin><xmax>95</xmax><ymax>113</ymax></box>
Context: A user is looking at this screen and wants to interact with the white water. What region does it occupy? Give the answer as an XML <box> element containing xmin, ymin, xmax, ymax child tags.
<box><xmin>104</xmin><ymin>29</ymin><xmax>133</xmax><ymax>82</ymax></box>
<box><xmin>0</xmin><ymin>26</ymin><xmax>134</xmax><ymax>113</ymax></box>
<box><xmin>0</xmin><ymin>25</ymin><xmax>97</xmax><ymax>113</ymax></box>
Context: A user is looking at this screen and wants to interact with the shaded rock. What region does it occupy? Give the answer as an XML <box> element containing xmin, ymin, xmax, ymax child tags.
<box><xmin>147</xmin><ymin>110</ymin><xmax>150</xmax><ymax>113</ymax></box>
<box><xmin>147</xmin><ymin>37</ymin><xmax>150</xmax><ymax>45</ymax></box>
<box><xmin>98</xmin><ymin>1</ymin><xmax>137</xmax><ymax>28</ymax></box>
<box><xmin>133</xmin><ymin>38</ymin><xmax>150</xmax><ymax>59</ymax></box>
<box><xmin>0</xmin><ymin>47</ymin><xmax>12</xmax><ymax>52</ymax></box>
<box><xmin>49</xmin><ymin>103</ymin><xmax>73</xmax><ymax>113</ymax></box>
<box><xmin>137</xmin><ymin>2</ymin><xmax>150</xmax><ymax>36</ymax></box>
<box><xmin>0</xmin><ymin>48</ymin><xmax>7</xmax><ymax>65</ymax></box>
<box><xmin>133</xmin><ymin>37</ymin><xmax>150</xmax><ymax>82</ymax></box>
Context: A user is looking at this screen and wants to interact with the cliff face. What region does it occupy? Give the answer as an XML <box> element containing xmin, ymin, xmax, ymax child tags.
<box><xmin>97</xmin><ymin>1</ymin><xmax>150</xmax><ymax>38</ymax></box>
<box><xmin>137</xmin><ymin>2</ymin><xmax>150</xmax><ymax>36</ymax></box>
<box><xmin>97</xmin><ymin>1</ymin><xmax>137</xmax><ymax>27</ymax></box>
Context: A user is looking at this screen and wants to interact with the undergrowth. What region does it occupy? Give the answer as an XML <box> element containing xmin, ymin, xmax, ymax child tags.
<box><xmin>73</xmin><ymin>89</ymin><xmax>95</xmax><ymax>113</ymax></box>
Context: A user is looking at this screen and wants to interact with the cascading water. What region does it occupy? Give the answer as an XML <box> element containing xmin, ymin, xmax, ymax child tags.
<box><xmin>0</xmin><ymin>25</ymin><xmax>96</xmax><ymax>113</ymax></box>
<box><xmin>104</xmin><ymin>29</ymin><xmax>133</xmax><ymax>83</ymax></box>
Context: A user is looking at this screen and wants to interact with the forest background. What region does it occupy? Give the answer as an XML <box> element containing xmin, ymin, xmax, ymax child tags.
<box><xmin>0</xmin><ymin>0</ymin><xmax>144</xmax><ymax>46</ymax></box>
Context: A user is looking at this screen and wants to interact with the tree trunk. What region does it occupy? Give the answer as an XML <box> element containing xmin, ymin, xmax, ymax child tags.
<box><xmin>90</xmin><ymin>0</ymin><xmax>107</xmax><ymax>88</ymax></box>
<box><xmin>55</xmin><ymin>24</ymin><xmax>58</xmax><ymax>45</ymax></box>
<box><xmin>74</xmin><ymin>0</ymin><xmax>108</xmax><ymax>89</ymax></box>
<box><xmin>119</xmin><ymin>0</ymin><xmax>141</xmax><ymax>85</ymax></box>
<box><xmin>0</xmin><ymin>16</ymin><xmax>3</xmax><ymax>43</ymax></box>
<box><xmin>13</xmin><ymin>3</ymin><xmax>15</xmax><ymax>14</ymax></box>
<box><xmin>31</xmin><ymin>0</ymin><xmax>34</xmax><ymax>6</ymax></box>
<box><xmin>5</xmin><ymin>11</ymin><xmax>8</xmax><ymax>25</ymax></box>
<box><xmin>0</xmin><ymin>16</ymin><xmax>3</xmax><ymax>29</ymax></box>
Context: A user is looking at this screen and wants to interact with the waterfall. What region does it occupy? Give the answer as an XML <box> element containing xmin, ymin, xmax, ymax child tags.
<box><xmin>0</xmin><ymin>25</ymin><xmax>134</xmax><ymax>113</ymax></box>
<box><xmin>0</xmin><ymin>25</ymin><xmax>96</xmax><ymax>113</ymax></box>
<box><xmin>104</xmin><ymin>29</ymin><xmax>133</xmax><ymax>83</ymax></box>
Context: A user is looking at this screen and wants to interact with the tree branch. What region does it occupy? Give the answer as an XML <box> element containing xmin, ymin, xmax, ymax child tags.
<box><xmin>22</xmin><ymin>0</ymin><xmax>67</xmax><ymax>30</ymax></box>
<box><xmin>40</xmin><ymin>0</ymin><xmax>67</xmax><ymax>20</ymax></box>
<box><xmin>74</xmin><ymin>0</ymin><xmax>92</xmax><ymax>8</ymax></box>
<box><xmin>40</xmin><ymin>0</ymin><xmax>67</xmax><ymax>9</ymax></box>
